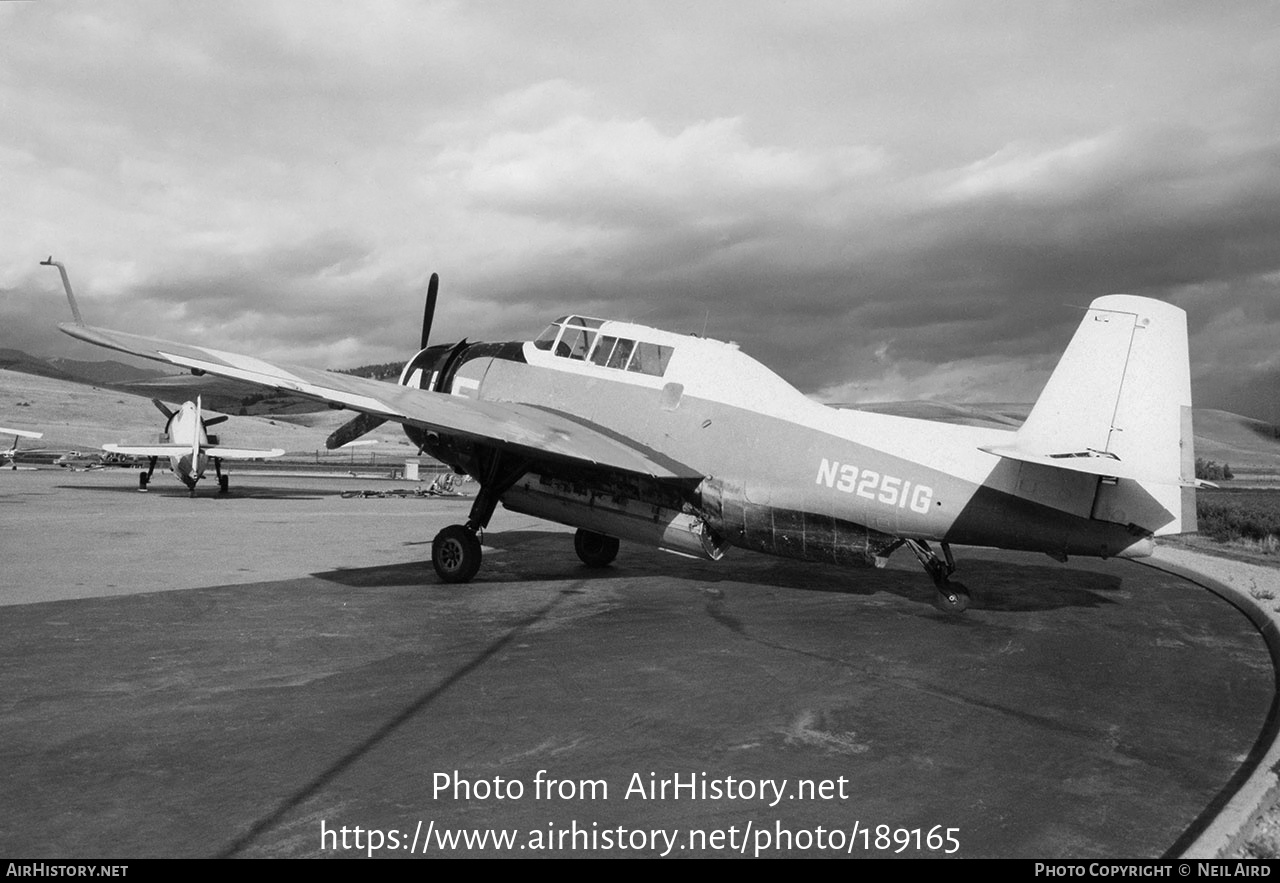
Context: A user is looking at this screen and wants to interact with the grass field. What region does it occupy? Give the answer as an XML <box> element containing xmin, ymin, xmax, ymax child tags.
<box><xmin>1195</xmin><ymin>486</ymin><xmax>1280</xmax><ymax>559</ymax></box>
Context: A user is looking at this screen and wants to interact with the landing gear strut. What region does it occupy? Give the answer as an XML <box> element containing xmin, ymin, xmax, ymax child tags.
<box><xmin>214</xmin><ymin>458</ymin><xmax>229</xmax><ymax>495</ymax></box>
<box><xmin>430</xmin><ymin>452</ymin><xmax>529</xmax><ymax>584</ymax></box>
<box><xmin>138</xmin><ymin>456</ymin><xmax>158</xmax><ymax>492</ymax></box>
<box><xmin>886</xmin><ymin>538</ymin><xmax>971</xmax><ymax>613</ymax></box>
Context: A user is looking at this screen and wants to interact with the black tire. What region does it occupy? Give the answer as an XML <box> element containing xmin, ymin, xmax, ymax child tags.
<box><xmin>574</xmin><ymin>529</ymin><xmax>620</xmax><ymax>568</ymax></box>
<box><xmin>218</xmin><ymin>475</ymin><xmax>229</xmax><ymax>494</ymax></box>
<box><xmin>933</xmin><ymin>581</ymin><xmax>971</xmax><ymax>614</ymax></box>
<box><xmin>433</xmin><ymin>524</ymin><xmax>482</xmax><ymax>583</ymax></box>
<box><xmin>138</xmin><ymin>473</ymin><xmax>149</xmax><ymax>490</ymax></box>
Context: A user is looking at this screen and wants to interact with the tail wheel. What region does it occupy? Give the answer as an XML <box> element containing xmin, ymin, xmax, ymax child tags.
<box><xmin>934</xmin><ymin>582</ymin><xmax>971</xmax><ymax>614</ymax></box>
<box><xmin>432</xmin><ymin>524</ymin><xmax>482</xmax><ymax>583</ymax></box>
<box><xmin>574</xmin><ymin>529</ymin><xmax>620</xmax><ymax>568</ymax></box>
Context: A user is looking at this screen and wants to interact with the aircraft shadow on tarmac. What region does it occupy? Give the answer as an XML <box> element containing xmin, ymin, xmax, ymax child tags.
<box><xmin>315</xmin><ymin>528</ymin><xmax>1124</xmax><ymax>614</ymax></box>
<box><xmin>57</xmin><ymin>482</ymin><xmax>337</xmax><ymax>500</ymax></box>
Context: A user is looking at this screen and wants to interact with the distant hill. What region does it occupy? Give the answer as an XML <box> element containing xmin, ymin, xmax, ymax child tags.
<box><xmin>833</xmin><ymin>400</ymin><xmax>1027</xmax><ymax>428</ymax></box>
<box><xmin>336</xmin><ymin>361</ymin><xmax>404</xmax><ymax>381</ymax></box>
<box><xmin>47</xmin><ymin>356</ymin><xmax>169</xmax><ymax>386</ymax></box>
<box><xmin>1189</xmin><ymin>409</ymin><xmax>1280</xmax><ymax>473</ymax></box>
<box><xmin>0</xmin><ymin>348</ymin><xmax>81</xmax><ymax>383</ymax></box>
<box><xmin>1</xmin><ymin>347</ymin><xmax>171</xmax><ymax>387</ymax></box>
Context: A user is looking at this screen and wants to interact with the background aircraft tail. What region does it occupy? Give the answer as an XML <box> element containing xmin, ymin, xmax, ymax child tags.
<box><xmin>995</xmin><ymin>295</ymin><xmax>1196</xmax><ymax>536</ymax></box>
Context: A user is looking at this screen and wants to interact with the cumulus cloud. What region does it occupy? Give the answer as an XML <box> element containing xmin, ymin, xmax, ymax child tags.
<box><xmin>2</xmin><ymin>1</ymin><xmax>1279</xmax><ymax>420</ymax></box>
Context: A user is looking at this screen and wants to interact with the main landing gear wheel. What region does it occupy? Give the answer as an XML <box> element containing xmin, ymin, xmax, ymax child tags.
<box><xmin>574</xmin><ymin>529</ymin><xmax>620</xmax><ymax>568</ymax></box>
<box><xmin>433</xmin><ymin>524</ymin><xmax>482</xmax><ymax>583</ymax></box>
<box><xmin>218</xmin><ymin>475</ymin><xmax>230</xmax><ymax>495</ymax></box>
<box><xmin>138</xmin><ymin>472</ymin><xmax>149</xmax><ymax>491</ymax></box>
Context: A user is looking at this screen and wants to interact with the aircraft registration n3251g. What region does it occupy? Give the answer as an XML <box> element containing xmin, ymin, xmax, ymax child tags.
<box><xmin>45</xmin><ymin>258</ymin><xmax>1201</xmax><ymax>612</ymax></box>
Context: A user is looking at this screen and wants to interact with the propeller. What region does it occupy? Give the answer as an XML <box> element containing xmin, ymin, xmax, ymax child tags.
<box><xmin>193</xmin><ymin>396</ymin><xmax>203</xmax><ymax>463</ymax></box>
<box><xmin>325</xmin><ymin>274</ymin><xmax>440</xmax><ymax>450</ymax></box>
<box><xmin>421</xmin><ymin>272</ymin><xmax>438</xmax><ymax>350</ymax></box>
<box><xmin>151</xmin><ymin>399</ymin><xmax>176</xmax><ymax>420</ymax></box>
<box><xmin>326</xmin><ymin>410</ymin><xmax>391</xmax><ymax>450</ymax></box>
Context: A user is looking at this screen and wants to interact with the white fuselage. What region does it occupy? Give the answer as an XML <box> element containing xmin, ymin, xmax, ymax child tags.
<box><xmin>163</xmin><ymin>402</ymin><xmax>208</xmax><ymax>488</ymax></box>
<box><xmin>422</xmin><ymin>314</ymin><xmax>1168</xmax><ymax>564</ymax></box>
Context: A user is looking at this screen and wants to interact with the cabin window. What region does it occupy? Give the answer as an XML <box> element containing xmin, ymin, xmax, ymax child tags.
<box><xmin>555</xmin><ymin>327</ymin><xmax>589</xmax><ymax>359</ymax></box>
<box><xmin>607</xmin><ymin>338</ymin><xmax>635</xmax><ymax>370</ymax></box>
<box><xmin>534</xmin><ymin>315</ymin><xmax>672</xmax><ymax>378</ymax></box>
<box><xmin>550</xmin><ymin>316</ymin><xmax>604</xmax><ymax>360</ymax></box>
<box><xmin>589</xmin><ymin>335</ymin><xmax>618</xmax><ymax>366</ymax></box>
<box><xmin>627</xmin><ymin>341</ymin><xmax>673</xmax><ymax>376</ymax></box>
<box><xmin>533</xmin><ymin>321</ymin><xmax>564</xmax><ymax>351</ymax></box>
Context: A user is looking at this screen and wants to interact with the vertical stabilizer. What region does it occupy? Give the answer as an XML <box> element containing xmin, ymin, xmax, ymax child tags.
<box><xmin>1017</xmin><ymin>295</ymin><xmax>1194</xmax><ymax>535</ymax></box>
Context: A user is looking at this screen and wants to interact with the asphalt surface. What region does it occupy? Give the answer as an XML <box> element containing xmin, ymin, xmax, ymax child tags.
<box><xmin>0</xmin><ymin>469</ymin><xmax>1273</xmax><ymax>858</ymax></box>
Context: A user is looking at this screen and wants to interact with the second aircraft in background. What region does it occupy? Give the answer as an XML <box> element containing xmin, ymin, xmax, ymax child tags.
<box><xmin>105</xmin><ymin>397</ymin><xmax>284</xmax><ymax>496</ymax></box>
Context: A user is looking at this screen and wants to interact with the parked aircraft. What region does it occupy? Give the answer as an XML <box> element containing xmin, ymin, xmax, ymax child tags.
<box><xmin>103</xmin><ymin>396</ymin><xmax>285</xmax><ymax>495</ymax></box>
<box><xmin>45</xmin><ymin>257</ymin><xmax>1200</xmax><ymax>611</ymax></box>
<box><xmin>54</xmin><ymin>450</ymin><xmax>109</xmax><ymax>470</ymax></box>
<box><xmin>1</xmin><ymin>426</ymin><xmax>43</xmax><ymax>468</ymax></box>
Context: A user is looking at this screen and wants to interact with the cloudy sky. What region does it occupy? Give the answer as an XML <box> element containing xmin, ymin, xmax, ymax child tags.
<box><xmin>3</xmin><ymin>1</ymin><xmax>1279</xmax><ymax>420</ymax></box>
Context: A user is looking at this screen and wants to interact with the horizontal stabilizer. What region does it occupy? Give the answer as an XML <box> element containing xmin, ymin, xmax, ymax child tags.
<box><xmin>979</xmin><ymin>444</ymin><xmax>1202</xmax><ymax>487</ymax></box>
<box><xmin>103</xmin><ymin>444</ymin><xmax>189</xmax><ymax>456</ymax></box>
<box><xmin>205</xmin><ymin>446</ymin><xmax>286</xmax><ymax>459</ymax></box>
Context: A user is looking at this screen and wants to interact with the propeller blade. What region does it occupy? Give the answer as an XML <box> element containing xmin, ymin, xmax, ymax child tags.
<box><xmin>421</xmin><ymin>272</ymin><xmax>439</xmax><ymax>350</ymax></box>
<box><xmin>328</xmin><ymin>273</ymin><xmax>438</xmax><ymax>450</ymax></box>
<box><xmin>193</xmin><ymin>397</ymin><xmax>202</xmax><ymax>462</ymax></box>
<box><xmin>204</xmin><ymin>415</ymin><xmax>229</xmax><ymax>427</ymax></box>
<box><xmin>326</xmin><ymin>411</ymin><xmax>389</xmax><ymax>450</ymax></box>
<box><xmin>151</xmin><ymin>399</ymin><xmax>175</xmax><ymax>420</ymax></box>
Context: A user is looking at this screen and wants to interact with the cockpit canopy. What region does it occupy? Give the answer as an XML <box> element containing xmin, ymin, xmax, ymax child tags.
<box><xmin>533</xmin><ymin>315</ymin><xmax>674</xmax><ymax>378</ymax></box>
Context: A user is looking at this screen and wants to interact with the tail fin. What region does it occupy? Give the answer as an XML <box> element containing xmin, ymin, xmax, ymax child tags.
<box><xmin>987</xmin><ymin>295</ymin><xmax>1196</xmax><ymax>536</ymax></box>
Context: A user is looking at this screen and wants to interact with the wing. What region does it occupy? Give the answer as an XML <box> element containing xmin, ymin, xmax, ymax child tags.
<box><xmin>0</xmin><ymin>427</ymin><xmax>44</xmax><ymax>439</ymax></box>
<box><xmin>63</xmin><ymin>322</ymin><xmax>700</xmax><ymax>481</ymax></box>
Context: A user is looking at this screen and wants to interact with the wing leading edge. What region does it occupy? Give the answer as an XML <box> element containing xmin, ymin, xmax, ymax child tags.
<box><xmin>103</xmin><ymin>443</ymin><xmax>286</xmax><ymax>459</ymax></box>
<box><xmin>60</xmin><ymin>322</ymin><xmax>702</xmax><ymax>482</ymax></box>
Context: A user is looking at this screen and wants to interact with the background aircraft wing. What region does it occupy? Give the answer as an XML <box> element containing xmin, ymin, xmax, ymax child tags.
<box><xmin>103</xmin><ymin>443</ymin><xmax>187</xmax><ymax>456</ymax></box>
<box><xmin>1</xmin><ymin>427</ymin><xmax>44</xmax><ymax>439</ymax></box>
<box><xmin>62</xmin><ymin>322</ymin><xmax>702</xmax><ymax>481</ymax></box>
<box><xmin>204</xmin><ymin>446</ymin><xmax>286</xmax><ymax>459</ymax></box>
